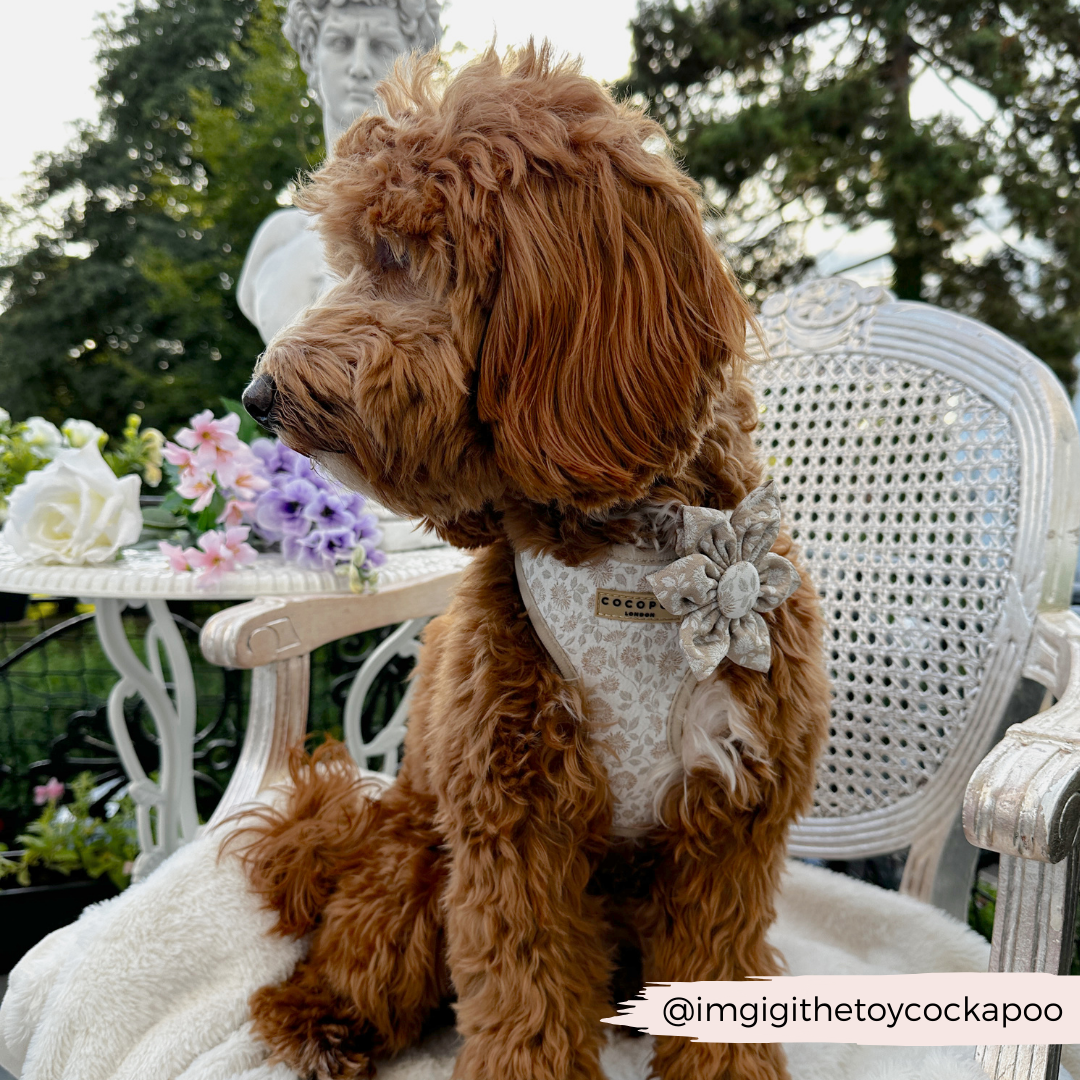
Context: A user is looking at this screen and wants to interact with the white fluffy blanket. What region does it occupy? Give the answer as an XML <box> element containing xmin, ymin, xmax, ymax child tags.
<box><xmin>0</xmin><ymin>812</ymin><xmax>1074</xmax><ymax>1080</ymax></box>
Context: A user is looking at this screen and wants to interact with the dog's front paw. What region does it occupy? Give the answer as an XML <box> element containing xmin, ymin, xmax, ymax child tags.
<box><xmin>289</xmin><ymin>1022</ymin><xmax>373</xmax><ymax>1080</ymax></box>
<box><xmin>251</xmin><ymin>980</ymin><xmax>374</xmax><ymax>1080</ymax></box>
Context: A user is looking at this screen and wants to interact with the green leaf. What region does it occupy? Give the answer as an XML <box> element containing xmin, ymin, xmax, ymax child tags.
<box><xmin>194</xmin><ymin>488</ymin><xmax>228</xmax><ymax>533</ymax></box>
<box><xmin>142</xmin><ymin>506</ymin><xmax>186</xmax><ymax>529</ymax></box>
<box><xmin>159</xmin><ymin>489</ymin><xmax>186</xmax><ymax>514</ymax></box>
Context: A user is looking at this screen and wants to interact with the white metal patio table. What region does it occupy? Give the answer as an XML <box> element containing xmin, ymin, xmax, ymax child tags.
<box><xmin>0</xmin><ymin>541</ymin><xmax>470</xmax><ymax>879</ymax></box>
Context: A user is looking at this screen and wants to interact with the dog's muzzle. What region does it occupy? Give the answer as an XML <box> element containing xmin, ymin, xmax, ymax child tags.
<box><xmin>242</xmin><ymin>374</ymin><xmax>277</xmax><ymax>427</ymax></box>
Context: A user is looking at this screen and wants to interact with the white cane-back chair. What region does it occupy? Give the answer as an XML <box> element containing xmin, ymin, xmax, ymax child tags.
<box><xmin>751</xmin><ymin>278</ymin><xmax>1080</xmax><ymax>1080</ymax></box>
<box><xmin>201</xmin><ymin>277</ymin><xmax>1080</xmax><ymax>1080</ymax></box>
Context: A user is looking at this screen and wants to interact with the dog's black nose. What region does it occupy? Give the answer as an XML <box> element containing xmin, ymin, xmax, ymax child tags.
<box><xmin>242</xmin><ymin>374</ymin><xmax>277</xmax><ymax>426</ymax></box>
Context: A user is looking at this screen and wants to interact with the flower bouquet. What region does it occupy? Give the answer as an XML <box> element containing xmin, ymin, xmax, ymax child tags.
<box><xmin>153</xmin><ymin>400</ymin><xmax>385</xmax><ymax>588</ymax></box>
<box><xmin>0</xmin><ymin>401</ymin><xmax>385</xmax><ymax>588</ymax></box>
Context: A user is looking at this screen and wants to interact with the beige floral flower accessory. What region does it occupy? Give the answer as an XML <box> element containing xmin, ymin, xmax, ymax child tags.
<box><xmin>645</xmin><ymin>481</ymin><xmax>801</xmax><ymax>678</ymax></box>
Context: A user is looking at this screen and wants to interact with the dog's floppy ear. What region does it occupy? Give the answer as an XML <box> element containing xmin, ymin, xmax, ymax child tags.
<box><xmin>474</xmin><ymin>131</ymin><xmax>752</xmax><ymax>512</ymax></box>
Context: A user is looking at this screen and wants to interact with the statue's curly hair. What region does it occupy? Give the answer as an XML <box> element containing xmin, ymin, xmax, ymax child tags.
<box><xmin>283</xmin><ymin>0</ymin><xmax>441</xmax><ymax>104</ymax></box>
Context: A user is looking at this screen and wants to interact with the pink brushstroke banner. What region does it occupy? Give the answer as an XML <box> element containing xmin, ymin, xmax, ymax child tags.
<box><xmin>603</xmin><ymin>974</ymin><xmax>1080</xmax><ymax>1045</ymax></box>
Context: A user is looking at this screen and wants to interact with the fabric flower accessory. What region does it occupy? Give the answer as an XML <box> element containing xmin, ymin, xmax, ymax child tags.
<box><xmin>645</xmin><ymin>481</ymin><xmax>801</xmax><ymax>678</ymax></box>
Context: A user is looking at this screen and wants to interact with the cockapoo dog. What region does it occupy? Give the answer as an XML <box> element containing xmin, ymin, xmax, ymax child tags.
<box><xmin>236</xmin><ymin>42</ymin><xmax>830</xmax><ymax>1080</ymax></box>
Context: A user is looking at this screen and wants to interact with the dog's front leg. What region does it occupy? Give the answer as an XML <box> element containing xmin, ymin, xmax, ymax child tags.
<box><xmin>443</xmin><ymin>743</ymin><xmax>612</xmax><ymax>1080</ymax></box>
<box><xmin>642</xmin><ymin>770</ymin><xmax>791</xmax><ymax>1080</ymax></box>
<box><xmin>429</xmin><ymin>544</ymin><xmax>613</xmax><ymax>1080</ymax></box>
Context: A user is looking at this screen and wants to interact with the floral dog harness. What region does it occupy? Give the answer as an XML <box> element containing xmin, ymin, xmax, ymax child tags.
<box><xmin>515</xmin><ymin>482</ymin><xmax>800</xmax><ymax>835</ymax></box>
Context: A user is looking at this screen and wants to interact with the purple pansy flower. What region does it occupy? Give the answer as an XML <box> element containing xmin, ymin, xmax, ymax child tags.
<box><xmin>255</xmin><ymin>477</ymin><xmax>320</xmax><ymax>539</ymax></box>
<box><xmin>353</xmin><ymin>511</ymin><xmax>381</xmax><ymax>540</ymax></box>
<box><xmin>303</xmin><ymin>490</ymin><xmax>356</xmax><ymax>532</ymax></box>
<box><xmin>250</xmin><ymin>437</ymin><xmax>283</xmax><ymax>474</ymax></box>
<box><xmin>278</xmin><ymin>445</ymin><xmax>318</xmax><ymax>478</ymax></box>
<box><xmin>340</xmin><ymin>490</ymin><xmax>367</xmax><ymax>518</ymax></box>
<box><xmin>233</xmin><ymin>434</ymin><xmax>385</xmax><ymax>578</ymax></box>
<box><xmin>284</xmin><ymin>527</ymin><xmax>356</xmax><ymax>571</ymax></box>
<box><xmin>355</xmin><ymin>522</ymin><xmax>385</xmax><ymax>560</ymax></box>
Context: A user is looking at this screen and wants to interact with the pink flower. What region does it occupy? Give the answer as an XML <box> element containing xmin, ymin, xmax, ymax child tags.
<box><xmin>33</xmin><ymin>777</ymin><xmax>65</xmax><ymax>806</ymax></box>
<box><xmin>188</xmin><ymin>531</ymin><xmax>233</xmax><ymax>586</ymax></box>
<box><xmin>174</xmin><ymin>410</ymin><xmax>211</xmax><ymax>449</ymax></box>
<box><xmin>188</xmin><ymin>526</ymin><xmax>256</xmax><ymax>585</ymax></box>
<box><xmin>177</xmin><ymin>466</ymin><xmax>216</xmax><ymax>512</ymax></box>
<box><xmin>218</xmin><ymin>448</ymin><xmax>270</xmax><ymax>498</ymax></box>
<box><xmin>161</xmin><ymin>442</ymin><xmax>195</xmax><ymax>469</ymax></box>
<box><xmin>224</xmin><ymin>525</ymin><xmax>258</xmax><ymax>567</ymax></box>
<box><xmin>160</xmin><ymin>541</ymin><xmax>193</xmax><ymax>572</ymax></box>
<box><xmin>205</xmin><ymin>444</ymin><xmax>240</xmax><ymax>473</ymax></box>
<box><xmin>175</xmin><ymin>410</ymin><xmax>242</xmax><ymax>468</ymax></box>
<box><xmin>218</xmin><ymin>498</ymin><xmax>255</xmax><ymax>528</ymax></box>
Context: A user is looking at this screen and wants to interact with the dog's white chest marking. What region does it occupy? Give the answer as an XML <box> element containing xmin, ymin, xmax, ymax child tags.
<box><xmin>516</xmin><ymin>546</ymin><xmax>717</xmax><ymax>835</ymax></box>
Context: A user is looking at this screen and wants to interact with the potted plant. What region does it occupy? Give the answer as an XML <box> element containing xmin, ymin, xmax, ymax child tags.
<box><xmin>0</xmin><ymin>773</ymin><xmax>138</xmax><ymax>973</ymax></box>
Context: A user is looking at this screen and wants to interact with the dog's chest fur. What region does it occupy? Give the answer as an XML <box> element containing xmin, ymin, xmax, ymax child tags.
<box><xmin>515</xmin><ymin>545</ymin><xmax>697</xmax><ymax>836</ymax></box>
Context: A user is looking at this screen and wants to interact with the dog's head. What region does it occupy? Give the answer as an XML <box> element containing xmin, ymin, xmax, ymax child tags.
<box><xmin>245</xmin><ymin>43</ymin><xmax>753</xmax><ymax>547</ymax></box>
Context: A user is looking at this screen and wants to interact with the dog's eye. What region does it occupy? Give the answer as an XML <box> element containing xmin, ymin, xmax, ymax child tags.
<box><xmin>375</xmin><ymin>237</ymin><xmax>409</xmax><ymax>272</ymax></box>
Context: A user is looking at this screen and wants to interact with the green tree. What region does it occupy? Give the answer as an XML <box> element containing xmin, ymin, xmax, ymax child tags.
<box><xmin>0</xmin><ymin>0</ymin><xmax>323</xmax><ymax>436</ymax></box>
<box><xmin>625</xmin><ymin>0</ymin><xmax>1080</xmax><ymax>391</ymax></box>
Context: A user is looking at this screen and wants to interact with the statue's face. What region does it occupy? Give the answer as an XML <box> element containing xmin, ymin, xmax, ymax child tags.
<box><xmin>316</xmin><ymin>4</ymin><xmax>406</xmax><ymax>144</ymax></box>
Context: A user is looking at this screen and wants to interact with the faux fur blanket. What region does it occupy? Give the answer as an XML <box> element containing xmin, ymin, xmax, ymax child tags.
<box><xmin>1</xmin><ymin>808</ymin><xmax>1074</xmax><ymax>1080</ymax></box>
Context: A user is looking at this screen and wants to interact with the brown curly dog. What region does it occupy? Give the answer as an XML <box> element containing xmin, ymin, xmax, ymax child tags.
<box><xmin>233</xmin><ymin>41</ymin><xmax>830</xmax><ymax>1080</ymax></box>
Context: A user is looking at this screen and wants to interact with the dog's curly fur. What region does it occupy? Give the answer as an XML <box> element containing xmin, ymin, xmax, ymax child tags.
<box><xmin>230</xmin><ymin>42</ymin><xmax>831</xmax><ymax>1080</ymax></box>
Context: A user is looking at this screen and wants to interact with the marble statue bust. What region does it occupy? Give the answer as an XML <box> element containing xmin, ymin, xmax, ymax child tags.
<box><xmin>238</xmin><ymin>0</ymin><xmax>441</xmax><ymax>344</ymax></box>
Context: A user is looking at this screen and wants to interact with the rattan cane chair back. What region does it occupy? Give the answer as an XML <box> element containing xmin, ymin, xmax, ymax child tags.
<box><xmin>748</xmin><ymin>277</ymin><xmax>1080</xmax><ymax>906</ymax></box>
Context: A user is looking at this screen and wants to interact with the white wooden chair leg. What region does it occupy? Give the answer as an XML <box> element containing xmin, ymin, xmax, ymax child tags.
<box><xmin>206</xmin><ymin>655</ymin><xmax>310</xmax><ymax>829</ymax></box>
<box><xmin>974</xmin><ymin>850</ymin><xmax>1079</xmax><ymax>1080</ymax></box>
<box><xmin>989</xmin><ymin>853</ymin><xmax>1078</xmax><ymax>976</ymax></box>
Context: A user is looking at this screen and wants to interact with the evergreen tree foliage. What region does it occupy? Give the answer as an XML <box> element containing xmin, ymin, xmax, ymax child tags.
<box><xmin>0</xmin><ymin>0</ymin><xmax>323</xmax><ymax>435</ymax></box>
<box><xmin>625</xmin><ymin>0</ymin><xmax>1080</xmax><ymax>391</ymax></box>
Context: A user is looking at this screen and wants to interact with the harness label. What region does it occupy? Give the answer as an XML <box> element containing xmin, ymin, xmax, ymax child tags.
<box><xmin>595</xmin><ymin>589</ymin><xmax>680</xmax><ymax>623</ymax></box>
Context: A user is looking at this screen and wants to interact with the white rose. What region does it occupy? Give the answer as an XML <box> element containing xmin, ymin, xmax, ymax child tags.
<box><xmin>62</xmin><ymin>418</ymin><xmax>107</xmax><ymax>449</ymax></box>
<box><xmin>22</xmin><ymin>416</ymin><xmax>64</xmax><ymax>458</ymax></box>
<box><xmin>1</xmin><ymin>442</ymin><xmax>142</xmax><ymax>564</ymax></box>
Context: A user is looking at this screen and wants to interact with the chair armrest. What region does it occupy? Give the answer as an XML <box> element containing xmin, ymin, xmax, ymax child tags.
<box><xmin>965</xmin><ymin>612</ymin><xmax>1080</xmax><ymax>1078</ymax></box>
<box><xmin>200</xmin><ymin>566</ymin><xmax>464</xmax><ymax>669</ymax></box>
<box><xmin>964</xmin><ymin>610</ymin><xmax>1080</xmax><ymax>863</ymax></box>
